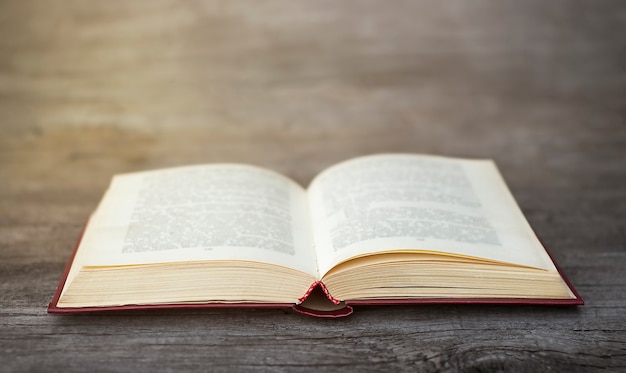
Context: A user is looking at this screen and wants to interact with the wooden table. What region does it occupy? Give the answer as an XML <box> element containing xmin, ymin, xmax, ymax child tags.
<box><xmin>1</xmin><ymin>1</ymin><xmax>624</xmax><ymax>371</ymax></box>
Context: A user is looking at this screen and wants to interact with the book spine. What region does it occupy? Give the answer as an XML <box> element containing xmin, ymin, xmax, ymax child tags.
<box><xmin>298</xmin><ymin>281</ymin><xmax>341</xmax><ymax>305</ymax></box>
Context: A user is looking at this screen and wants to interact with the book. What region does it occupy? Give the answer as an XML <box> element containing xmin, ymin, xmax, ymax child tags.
<box><xmin>48</xmin><ymin>154</ymin><xmax>582</xmax><ymax>317</ymax></box>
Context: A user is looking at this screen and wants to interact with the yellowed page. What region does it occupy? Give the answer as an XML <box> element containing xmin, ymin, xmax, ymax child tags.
<box><xmin>307</xmin><ymin>154</ymin><xmax>556</xmax><ymax>276</ymax></box>
<box><xmin>61</xmin><ymin>164</ymin><xmax>317</xmax><ymax>298</ymax></box>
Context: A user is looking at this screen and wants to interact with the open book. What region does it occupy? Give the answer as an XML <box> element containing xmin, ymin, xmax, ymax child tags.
<box><xmin>48</xmin><ymin>154</ymin><xmax>582</xmax><ymax>317</ymax></box>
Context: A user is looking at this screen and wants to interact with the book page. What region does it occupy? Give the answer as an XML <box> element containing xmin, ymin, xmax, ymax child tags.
<box><xmin>64</xmin><ymin>164</ymin><xmax>317</xmax><ymax>295</ymax></box>
<box><xmin>308</xmin><ymin>154</ymin><xmax>556</xmax><ymax>276</ymax></box>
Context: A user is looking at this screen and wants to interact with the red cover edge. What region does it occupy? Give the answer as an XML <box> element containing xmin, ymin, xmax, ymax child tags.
<box><xmin>48</xmin><ymin>222</ymin><xmax>87</xmax><ymax>314</ymax></box>
<box><xmin>292</xmin><ymin>281</ymin><xmax>354</xmax><ymax>318</ymax></box>
<box><xmin>542</xmin><ymin>242</ymin><xmax>584</xmax><ymax>305</ymax></box>
<box><xmin>292</xmin><ymin>304</ymin><xmax>354</xmax><ymax>318</ymax></box>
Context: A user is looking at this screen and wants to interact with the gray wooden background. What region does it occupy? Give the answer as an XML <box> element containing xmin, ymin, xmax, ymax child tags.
<box><xmin>1</xmin><ymin>1</ymin><xmax>624</xmax><ymax>371</ymax></box>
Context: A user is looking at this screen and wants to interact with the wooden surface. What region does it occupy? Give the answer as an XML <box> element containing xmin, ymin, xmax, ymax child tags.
<box><xmin>1</xmin><ymin>1</ymin><xmax>625</xmax><ymax>371</ymax></box>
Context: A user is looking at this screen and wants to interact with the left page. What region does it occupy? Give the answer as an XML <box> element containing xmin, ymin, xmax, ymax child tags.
<box><xmin>62</xmin><ymin>164</ymin><xmax>318</xmax><ymax>297</ymax></box>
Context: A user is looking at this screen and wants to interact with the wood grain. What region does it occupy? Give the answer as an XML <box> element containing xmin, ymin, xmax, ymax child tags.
<box><xmin>1</xmin><ymin>0</ymin><xmax>624</xmax><ymax>371</ymax></box>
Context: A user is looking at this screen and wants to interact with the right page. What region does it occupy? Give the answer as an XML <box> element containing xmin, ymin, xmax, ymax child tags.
<box><xmin>307</xmin><ymin>154</ymin><xmax>557</xmax><ymax>277</ymax></box>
